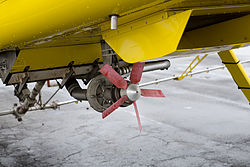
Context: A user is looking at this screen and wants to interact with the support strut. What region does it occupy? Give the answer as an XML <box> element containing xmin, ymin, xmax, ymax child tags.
<box><xmin>218</xmin><ymin>50</ymin><xmax>250</xmax><ymax>102</ymax></box>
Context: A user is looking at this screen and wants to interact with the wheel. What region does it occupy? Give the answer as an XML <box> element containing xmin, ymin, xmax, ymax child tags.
<box><xmin>87</xmin><ymin>75</ymin><xmax>132</xmax><ymax>112</ymax></box>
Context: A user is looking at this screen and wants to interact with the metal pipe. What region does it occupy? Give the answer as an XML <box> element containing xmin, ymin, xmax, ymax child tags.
<box><xmin>139</xmin><ymin>60</ymin><xmax>250</xmax><ymax>87</ymax></box>
<box><xmin>66</xmin><ymin>78</ymin><xmax>87</xmax><ymax>101</ymax></box>
<box><xmin>110</xmin><ymin>15</ymin><xmax>118</xmax><ymax>30</ymax></box>
<box><xmin>17</xmin><ymin>81</ymin><xmax>46</xmax><ymax>115</ymax></box>
<box><xmin>0</xmin><ymin>110</ymin><xmax>13</xmax><ymax>117</ymax></box>
<box><xmin>0</xmin><ymin>100</ymin><xmax>78</xmax><ymax>117</ymax></box>
<box><xmin>119</xmin><ymin>60</ymin><xmax>171</xmax><ymax>75</ymax></box>
<box><xmin>143</xmin><ymin>60</ymin><xmax>171</xmax><ymax>72</ymax></box>
<box><xmin>30</xmin><ymin>81</ymin><xmax>46</xmax><ymax>100</ymax></box>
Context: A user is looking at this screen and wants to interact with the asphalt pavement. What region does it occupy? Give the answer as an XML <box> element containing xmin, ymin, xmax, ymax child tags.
<box><xmin>0</xmin><ymin>47</ymin><xmax>250</xmax><ymax>167</ymax></box>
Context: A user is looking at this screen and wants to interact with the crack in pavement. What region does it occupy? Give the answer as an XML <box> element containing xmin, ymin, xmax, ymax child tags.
<box><xmin>62</xmin><ymin>150</ymin><xmax>83</xmax><ymax>162</ymax></box>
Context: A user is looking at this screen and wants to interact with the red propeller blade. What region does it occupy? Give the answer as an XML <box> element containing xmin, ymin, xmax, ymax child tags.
<box><xmin>130</xmin><ymin>62</ymin><xmax>145</xmax><ymax>84</ymax></box>
<box><xmin>100</xmin><ymin>64</ymin><xmax>128</xmax><ymax>89</ymax></box>
<box><xmin>102</xmin><ymin>95</ymin><xmax>128</xmax><ymax>119</ymax></box>
<box><xmin>133</xmin><ymin>102</ymin><xmax>142</xmax><ymax>132</ymax></box>
<box><xmin>141</xmin><ymin>89</ymin><xmax>165</xmax><ymax>97</ymax></box>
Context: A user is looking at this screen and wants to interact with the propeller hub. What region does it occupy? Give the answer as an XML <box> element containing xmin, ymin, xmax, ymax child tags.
<box><xmin>121</xmin><ymin>84</ymin><xmax>141</xmax><ymax>102</ymax></box>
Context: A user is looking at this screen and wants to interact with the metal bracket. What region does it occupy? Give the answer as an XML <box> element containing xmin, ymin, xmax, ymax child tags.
<box><xmin>17</xmin><ymin>74</ymin><xmax>29</xmax><ymax>95</ymax></box>
<box><xmin>58</xmin><ymin>62</ymin><xmax>75</xmax><ymax>89</ymax></box>
<box><xmin>101</xmin><ymin>41</ymin><xmax>121</xmax><ymax>85</ymax></box>
<box><xmin>176</xmin><ymin>54</ymin><xmax>208</xmax><ymax>81</ymax></box>
<box><xmin>42</xmin><ymin>62</ymin><xmax>75</xmax><ymax>107</ymax></box>
<box><xmin>101</xmin><ymin>41</ymin><xmax>114</xmax><ymax>65</ymax></box>
<box><xmin>101</xmin><ymin>41</ymin><xmax>119</xmax><ymax>68</ymax></box>
<box><xmin>0</xmin><ymin>59</ymin><xmax>8</xmax><ymax>73</ymax></box>
<box><xmin>82</xmin><ymin>58</ymin><xmax>100</xmax><ymax>85</ymax></box>
<box><xmin>0</xmin><ymin>51</ymin><xmax>18</xmax><ymax>83</ymax></box>
<box><xmin>14</xmin><ymin>73</ymin><xmax>30</xmax><ymax>103</ymax></box>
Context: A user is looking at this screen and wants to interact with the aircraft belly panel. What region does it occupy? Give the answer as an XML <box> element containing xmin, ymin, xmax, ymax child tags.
<box><xmin>11</xmin><ymin>44</ymin><xmax>102</xmax><ymax>73</ymax></box>
<box><xmin>103</xmin><ymin>10</ymin><xmax>192</xmax><ymax>63</ymax></box>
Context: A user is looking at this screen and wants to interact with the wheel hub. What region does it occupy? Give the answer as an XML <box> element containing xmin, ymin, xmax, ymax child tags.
<box><xmin>87</xmin><ymin>75</ymin><xmax>119</xmax><ymax>112</ymax></box>
<box><xmin>87</xmin><ymin>75</ymin><xmax>133</xmax><ymax>112</ymax></box>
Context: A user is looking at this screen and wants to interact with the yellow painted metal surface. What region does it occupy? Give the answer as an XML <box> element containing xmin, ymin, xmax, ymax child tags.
<box><xmin>103</xmin><ymin>10</ymin><xmax>192</xmax><ymax>63</ymax></box>
<box><xmin>190</xmin><ymin>4</ymin><xmax>250</xmax><ymax>16</ymax></box>
<box><xmin>178</xmin><ymin>14</ymin><xmax>250</xmax><ymax>49</ymax></box>
<box><xmin>0</xmin><ymin>0</ymin><xmax>249</xmax><ymax>51</ymax></box>
<box><xmin>0</xmin><ymin>0</ymin><xmax>250</xmax><ymax>72</ymax></box>
<box><xmin>0</xmin><ymin>0</ymin><xmax>162</xmax><ymax>50</ymax></box>
<box><xmin>165</xmin><ymin>0</ymin><xmax>250</xmax><ymax>9</ymax></box>
<box><xmin>177</xmin><ymin>54</ymin><xmax>208</xmax><ymax>80</ymax></box>
<box><xmin>17</xmin><ymin>1</ymin><xmax>250</xmax><ymax>51</ymax></box>
<box><xmin>11</xmin><ymin>44</ymin><xmax>102</xmax><ymax>73</ymax></box>
<box><xmin>218</xmin><ymin>50</ymin><xmax>250</xmax><ymax>102</ymax></box>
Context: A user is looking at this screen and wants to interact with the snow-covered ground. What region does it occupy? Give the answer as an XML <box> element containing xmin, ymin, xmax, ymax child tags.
<box><xmin>0</xmin><ymin>47</ymin><xmax>250</xmax><ymax>167</ymax></box>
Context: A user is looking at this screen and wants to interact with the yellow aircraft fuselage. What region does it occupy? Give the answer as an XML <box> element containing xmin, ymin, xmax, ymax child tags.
<box><xmin>0</xmin><ymin>0</ymin><xmax>250</xmax><ymax>73</ymax></box>
<box><xmin>0</xmin><ymin>0</ymin><xmax>249</xmax><ymax>50</ymax></box>
<box><xmin>0</xmin><ymin>0</ymin><xmax>160</xmax><ymax>50</ymax></box>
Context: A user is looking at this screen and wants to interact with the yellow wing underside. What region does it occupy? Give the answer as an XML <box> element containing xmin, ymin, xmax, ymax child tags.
<box><xmin>0</xmin><ymin>0</ymin><xmax>250</xmax><ymax>72</ymax></box>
